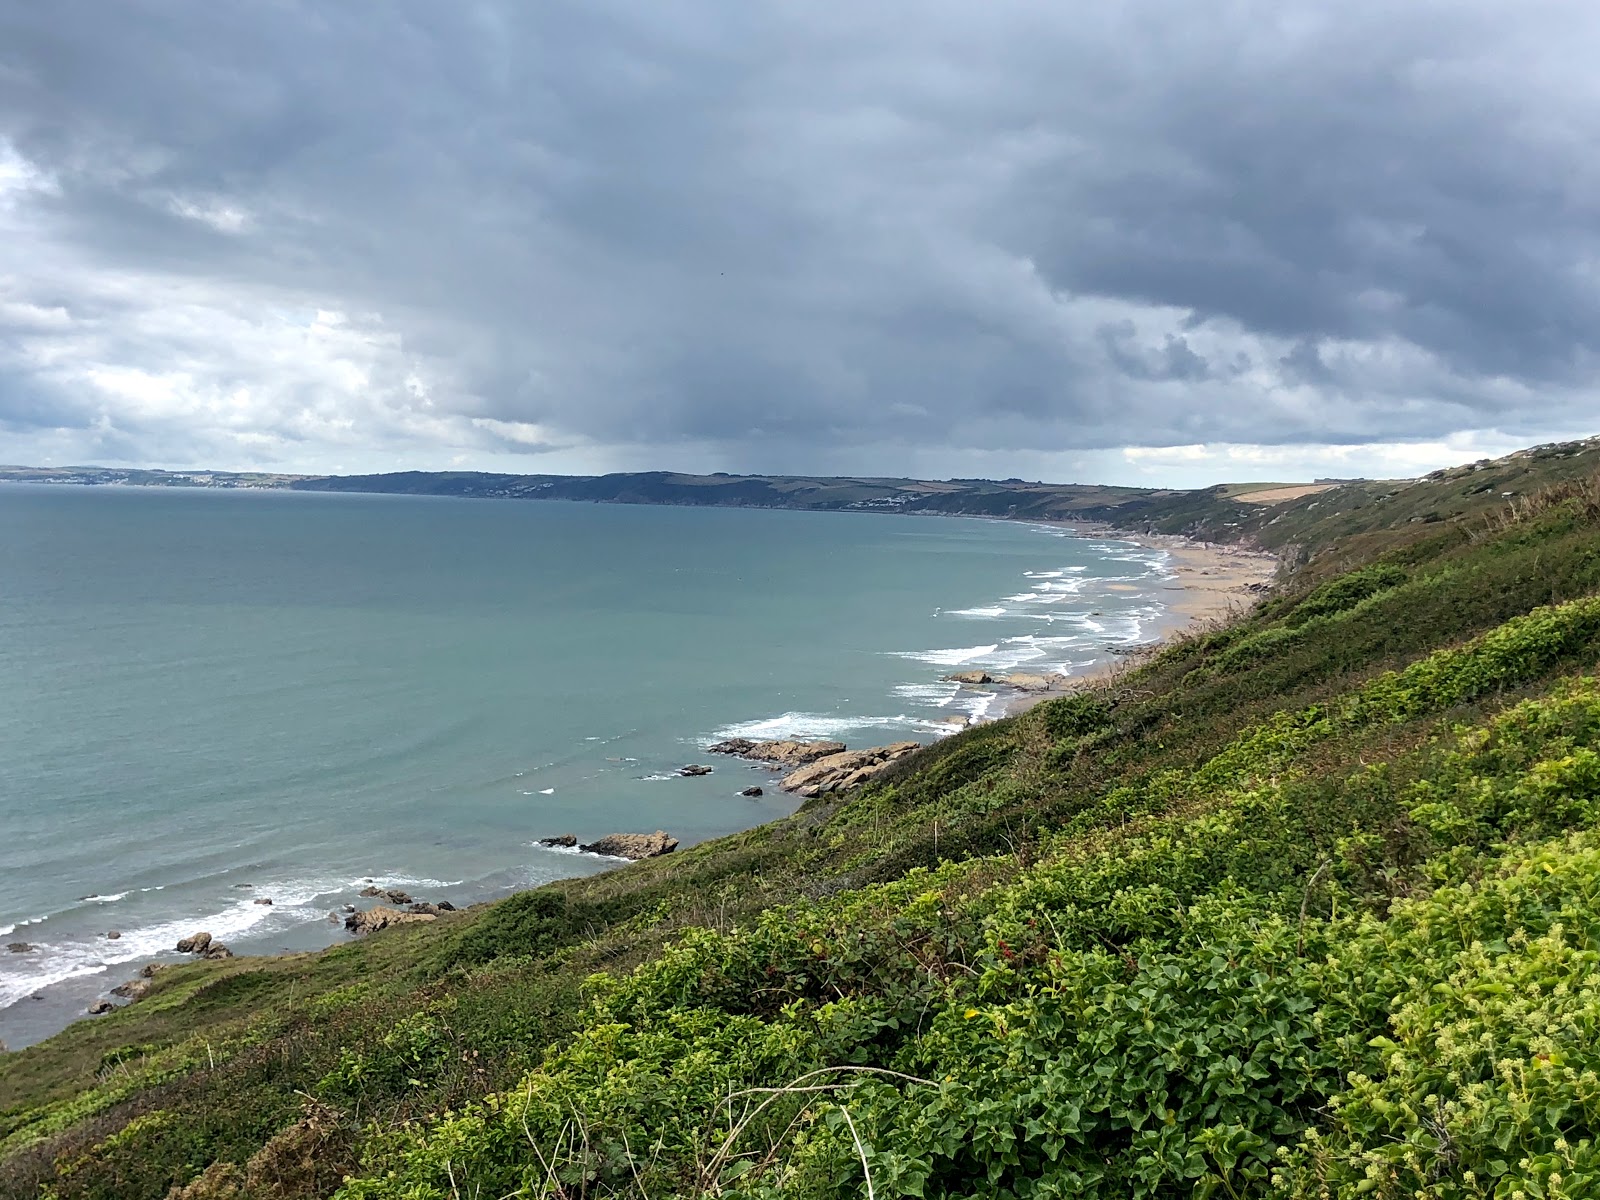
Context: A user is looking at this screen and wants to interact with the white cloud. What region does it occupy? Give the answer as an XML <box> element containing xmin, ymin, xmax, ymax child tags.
<box><xmin>166</xmin><ymin>195</ymin><xmax>252</xmax><ymax>233</ymax></box>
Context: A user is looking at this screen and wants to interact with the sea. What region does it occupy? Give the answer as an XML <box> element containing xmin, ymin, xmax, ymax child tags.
<box><xmin>0</xmin><ymin>485</ymin><xmax>1175</xmax><ymax>1048</ymax></box>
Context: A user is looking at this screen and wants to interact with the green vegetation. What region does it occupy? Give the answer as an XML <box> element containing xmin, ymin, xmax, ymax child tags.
<box><xmin>8</xmin><ymin>438</ymin><xmax>1600</xmax><ymax>1198</ymax></box>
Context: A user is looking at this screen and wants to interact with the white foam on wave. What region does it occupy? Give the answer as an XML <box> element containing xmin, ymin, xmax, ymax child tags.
<box><xmin>0</xmin><ymin>889</ymin><xmax>323</xmax><ymax>1010</ymax></box>
<box><xmin>528</xmin><ymin>841</ymin><xmax>596</xmax><ymax>858</ymax></box>
<box><xmin>961</xmin><ymin>692</ymin><xmax>1001</xmax><ymax>722</ymax></box>
<box><xmin>708</xmin><ymin>711</ymin><xmax>942</xmax><ymax>743</ymax></box>
<box><xmin>894</xmin><ymin>681</ymin><xmax>963</xmax><ymax>707</ymax></box>
<box><xmin>0</xmin><ymin>868</ymin><xmax>475</xmax><ymax>1009</ymax></box>
<box><xmin>525</xmin><ymin>841</ymin><xmax>630</xmax><ymax>862</ymax></box>
<box><xmin>949</xmin><ymin>605</ymin><xmax>1007</xmax><ymax>618</ymax></box>
<box><xmin>640</xmin><ymin>773</ymin><xmax>678</xmax><ymax>782</ymax></box>
<box><xmin>80</xmin><ymin>892</ymin><xmax>127</xmax><ymax>904</ymax></box>
<box><xmin>888</xmin><ymin>644</ymin><xmax>998</xmax><ymax>667</ymax></box>
<box><xmin>355</xmin><ymin>873</ymin><xmax>462</xmax><ymax>891</ymax></box>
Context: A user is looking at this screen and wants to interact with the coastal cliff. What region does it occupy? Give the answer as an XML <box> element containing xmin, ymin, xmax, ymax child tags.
<box><xmin>6</xmin><ymin>437</ymin><xmax>1600</xmax><ymax>1199</ymax></box>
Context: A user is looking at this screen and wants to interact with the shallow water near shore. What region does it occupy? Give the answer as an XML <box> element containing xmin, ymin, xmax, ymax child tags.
<box><xmin>0</xmin><ymin>486</ymin><xmax>1172</xmax><ymax>1047</ymax></box>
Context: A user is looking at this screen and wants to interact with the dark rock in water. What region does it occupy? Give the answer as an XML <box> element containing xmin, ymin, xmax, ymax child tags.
<box><xmin>87</xmin><ymin>999</ymin><xmax>114</xmax><ymax>1015</ymax></box>
<box><xmin>111</xmin><ymin>979</ymin><xmax>151</xmax><ymax>1001</ymax></box>
<box><xmin>539</xmin><ymin>834</ymin><xmax>578</xmax><ymax>848</ymax></box>
<box><xmin>253</xmin><ymin>897</ymin><xmax>273</xmax><ymax>905</ymax></box>
<box><xmin>358</xmin><ymin>885</ymin><xmax>383</xmax><ymax>897</ymax></box>
<box><xmin>139</xmin><ymin>962</ymin><xmax>166</xmax><ymax>978</ymax></box>
<box><xmin>105</xmin><ymin>930</ymin><xmax>120</xmax><ymax>939</ymax></box>
<box><xmin>579</xmin><ymin>831</ymin><xmax>679</xmax><ymax>860</ymax></box>
<box><xmin>741</xmin><ymin>786</ymin><xmax>764</xmax><ymax>797</ymax></box>
<box><xmin>942</xmin><ymin>670</ymin><xmax>994</xmax><ymax>685</ymax></box>
<box><xmin>382</xmin><ymin>889</ymin><xmax>412</xmax><ymax>906</ymax></box>
<box><xmin>176</xmin><ymin>931</ymin><xmax>212</xmax><ymax>954</ymax></box>
<box><xmin>8</xmin><ymin>942</ymin><xmax>35</xmax><ymax>953</ymax></box>
<box><xmin>232</xmin><ymin>883</ymin><xmax>254</xmax><ymax>889</ymax></box>
<box><xmin>707</xmin><ymin>737</ymin><xmax>759</xmax><ymax>756</ymax></box>
<box><xmin>202</xmin><ymin>943</ymin><xmax>233</xmax><ymax>960</ymax></box>
<box><xmin>678</xmin><ymin>764</ymin><xmax>713</xmax><ymax>776</ymax></box>
<box><xmin>345</xmin><ymin>906</ymin><xmax>436</xmax><ymax>936</ymax></box>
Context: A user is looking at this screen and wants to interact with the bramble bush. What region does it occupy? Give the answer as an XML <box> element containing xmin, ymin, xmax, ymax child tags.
<box><xmin>332</xmin><ymin>619</ymin><xmax>1600</xmax><ymax>1198</ymax></box>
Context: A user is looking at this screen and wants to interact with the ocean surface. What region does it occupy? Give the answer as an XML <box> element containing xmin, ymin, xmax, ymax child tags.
<box><xmin>0</xmin><ymin>486</ymin><xmax>1173</xmax><ymax>1047</ymax></box>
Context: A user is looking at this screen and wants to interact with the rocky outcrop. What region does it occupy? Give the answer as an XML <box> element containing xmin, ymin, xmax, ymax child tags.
<box><xmin>359</xmin><ymin>887</ymin><xmax>414</xmax><ymax>905</ymax></box>
<box><xmin>741</xmin><ymin>786</ymin><xmax>764</xmax><ymax>797</ymax></box>
<box><xmin>941</xmin><ymin>670</ymin><xmax>994</xmax><ymax>685</ymax></box>
<box><xmin>176</xmin><ymin>931</ymin><xmax>212</xmax><ymax>954</ymax></box>
<box><xmin>708</xmin><ymin>738</ymin><xmax>847</xmax><ymax>766</ymax></box>
<box><xmin>111</xmin><ymin>978</ymin><xmax>151</xmax><ymax>1001</ymax></box>
<box><xmin>995</xmin><ymin>672</ymin><xmax>1059</xmax><ymax>691</ymax></box>
<box><xmin>140</xmin><ymin>962</ymin><xmax>167</xmax><ymax>978</ymax></box>
<box><xmin>539</xmin><ymin>834</ymin><xmax>578</xmax><ymax>848</ymax></box>
<box><xmin>202</xmin><ymin>943</ymin><xmax>233</xmax><ymax>960</ymax></box>
<box><xmin>7</xmin><ymin>942</ymin><xmax>34</xmax><ymax>953</ymax></box>
<box><xmin>779</xmin><ymin>742</ymin><xmax>922</xmax><ymax>798</ymax></box>
<box><xmin>406</xmin><ymin>901</ymin><xmax>456</xmax><ymax>916</ymax></box>
<box><xmin>579</xmin><ymin>831</ymin><xmax>679</xmax><ymax>860</ymax></box>
<box><xmin>105</xmin><ymin>930</ymin><xmax>120</xmax><ymax>940</ymax></box>
<box><xmin>678</xmin><ymin>764</ymin><xmax>713</xmax><ymax>776</ymax></box>
<box><xmin>253</xmin><ymin>897</ymin><xmax>273</xmax><ymax>905</ymax></box>
<box><xmin>87</xmin><ymin>999</ymin><xmax>114</xmax><ymax>1015</ymax></box>
<box><xmin>344</xmin><ymin>906</ymin><xmax>436</xmax><ymax>936</ymax></box>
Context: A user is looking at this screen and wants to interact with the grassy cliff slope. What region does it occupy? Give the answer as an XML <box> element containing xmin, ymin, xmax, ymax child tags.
<box><xmin>6</xmin><ymin>439</ymin><xmax>1600</xmax><ymax>1198</ymax></box>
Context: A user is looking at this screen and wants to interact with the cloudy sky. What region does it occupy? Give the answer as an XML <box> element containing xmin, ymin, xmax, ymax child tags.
<box><xmin>2</xmin><ymin>1</ymin><xmax>1598</xmax><ymax>485</ymax></box>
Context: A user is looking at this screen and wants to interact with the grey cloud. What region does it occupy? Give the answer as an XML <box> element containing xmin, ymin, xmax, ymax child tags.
<box><xmin>1</xmin><ymin>0</ymin><xmax>1598</xmax><ymax>473</ymax></box>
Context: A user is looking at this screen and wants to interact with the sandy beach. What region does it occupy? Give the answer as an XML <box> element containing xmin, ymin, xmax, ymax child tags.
<box><xmin>981</xmin><ymin>529</ymin><xmax>1278</xmax><ymax>718</ymax></box>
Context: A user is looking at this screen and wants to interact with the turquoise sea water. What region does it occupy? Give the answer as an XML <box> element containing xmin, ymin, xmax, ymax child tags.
<box><xmin>0</xmin><ymin>486</ymin><xmax>1172</xmax><ymax>1046</ymax></box>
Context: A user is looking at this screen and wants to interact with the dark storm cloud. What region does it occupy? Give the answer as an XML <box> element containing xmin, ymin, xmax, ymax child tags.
<box><xmin>1</xmin><ymin>0</ymin><xmax>1597</xmax><ymax>472</ymax></box>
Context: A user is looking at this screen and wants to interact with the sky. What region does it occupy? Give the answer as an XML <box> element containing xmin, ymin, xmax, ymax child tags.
<box><xmin>2</xmin><ymin>1</ymin><xmax>1599</xmax><ymax>487</ymax></box>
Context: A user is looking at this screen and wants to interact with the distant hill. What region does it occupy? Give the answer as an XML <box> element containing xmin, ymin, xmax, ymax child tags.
<box><xmin>8</xmin><ymin>437</ymin><xmax>1600</xmax><ymax>559</ymax></box>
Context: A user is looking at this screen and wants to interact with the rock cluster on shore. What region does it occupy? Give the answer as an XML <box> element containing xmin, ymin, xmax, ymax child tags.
<box><xmin>174</xmin><ymin>931</ymin><xmax>231</xmax><ymax>958</ymax></box>
<box><xmin>707</xmin><ymin>737</ymin><xmax>847</xmax><ymax>766</ymax></box>
<box><xmin>359</xmin><ymin>886</ymin><xmax>414</xmax><ymax>905</ymax></box>
<box><xmin>532</xmin><ymin>738</ymin><xmax>926</xmax><ymax>869</ymax></box>
<box><xmin>707</xmin><ymin>735</ymin><xmax>925</xmax><ymax>798</ymax></box>
<box><xmin>581</xmin><ymin>831</ymin><xmax>679</xmax><ymax>859</ymax></box>
<box><xmin>778</xmin><ymin>742</ymin><xmax>921</xmax><ymax>798</ymax></box>
<box><xmin>941</xmin><ymin>669</ymin><xmax>1073</xmax><ymax>692</ymax></box>
<box><xmin>538</xmin><ymin>831</ymin><xmax>679</xmax><ymax>859</ymax></box>
<box><xmin>344</xmin><ymin>905</ymin><xmax>438</xmax><ymax>935</ymax></box>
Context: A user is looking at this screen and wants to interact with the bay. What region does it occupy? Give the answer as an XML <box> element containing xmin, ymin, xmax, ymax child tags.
<box><xmin>0</xmin><ymin>485</ymin><xmax>1170</xmax><ymax>1045</ymax></box>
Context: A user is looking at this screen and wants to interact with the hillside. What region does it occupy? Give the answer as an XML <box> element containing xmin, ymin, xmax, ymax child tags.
<box><xmin>6</xmin><ymin>437</ymin><xmax>1600</xmax><ymax>1198</ymax></box>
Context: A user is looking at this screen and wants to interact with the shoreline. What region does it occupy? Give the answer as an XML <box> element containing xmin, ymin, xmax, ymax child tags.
<box><xmin>976</xmin><ymin>525</ymin><xmax>1278</xmax><ymax>718</ymax></box>
<box><xmin>0</xmin><ymin>517</ymin><xmax>1274</xmax><ymax>1051</ymax></box>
